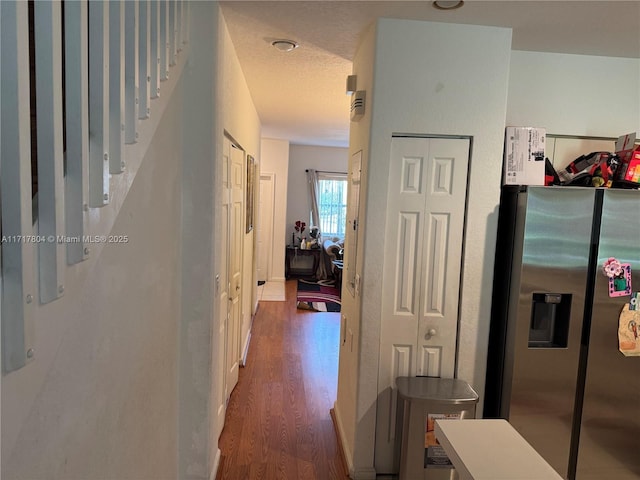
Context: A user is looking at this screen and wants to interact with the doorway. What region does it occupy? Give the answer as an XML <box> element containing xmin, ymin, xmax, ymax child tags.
<box><xmin>257</xmin><ymin>173</ymin><xmax>275</xmax><ymax>283</ymax></box>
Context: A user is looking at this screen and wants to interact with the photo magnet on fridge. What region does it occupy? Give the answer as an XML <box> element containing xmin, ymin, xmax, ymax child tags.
<box><xmin>603</xmin><ymin>259</ymin><xmax>632</xmax><ymax>298</ymax></box>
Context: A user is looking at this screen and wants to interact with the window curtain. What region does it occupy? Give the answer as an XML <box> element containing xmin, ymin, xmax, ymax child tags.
<box><xmin>307</xmin><ymin>169</ymin><xmax>328</xmax><ymax>280</ymax></box>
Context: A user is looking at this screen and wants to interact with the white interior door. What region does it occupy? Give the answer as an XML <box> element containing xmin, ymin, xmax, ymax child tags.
<box><xmin>217</xmin><ymin>137</ymin><xmax>232</xmax><ymax>437</ymax></box>
<box><xmin>374</xmin><ymin>136</ymin><xmax>470</xmax><ymax>473</ymax></box>
<box><xmin>226</xmin><ymin>141</ymin><xmax>244</xmax><ymax>401</ymax></box>
<box><xmin>257</xmin><ymin>173</ymin><xmax>275</xmax><ymax>282</ymax></box>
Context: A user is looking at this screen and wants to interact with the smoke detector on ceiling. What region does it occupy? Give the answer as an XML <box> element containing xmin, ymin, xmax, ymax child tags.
<box><xmin>270</xmin><ymin>39</ymin><xmax>299</xmax><ymax>52</ymax></box>
<box><xmin>433</xmin><ymin>1</ymin><xmax>464</xmax><ymax>10</ymax></box>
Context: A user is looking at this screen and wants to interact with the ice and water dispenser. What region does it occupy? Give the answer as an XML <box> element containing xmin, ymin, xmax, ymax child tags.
<box><xmin>529</xmin><ymin>293</ymin><xmax>572</xmax><ymax>348</ymax></box>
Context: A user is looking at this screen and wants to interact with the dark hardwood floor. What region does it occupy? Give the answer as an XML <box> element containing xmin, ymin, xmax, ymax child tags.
<box><xmin>216</xmin><ymin>279</ymin><xmax>350</xmax><ymax>480</ymax></box>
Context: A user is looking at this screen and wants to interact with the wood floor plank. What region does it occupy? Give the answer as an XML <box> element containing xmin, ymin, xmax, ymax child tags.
<box><xmin>216</xmin><ymin>280</ymin><xmax>349</xmax><ymax>480</ymax></box>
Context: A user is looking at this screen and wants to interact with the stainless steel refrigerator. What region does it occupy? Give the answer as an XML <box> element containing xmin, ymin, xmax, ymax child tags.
<box><xmin>484</xmin><ymin>185</ymin><xmax>640</xmax><ymax>480</ymax></box>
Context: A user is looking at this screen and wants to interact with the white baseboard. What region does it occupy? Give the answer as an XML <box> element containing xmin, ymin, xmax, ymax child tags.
<box><xmin>240</xmin><ymin>311</ymin><xmax>255</xmax><ymax>367</ymax></box>
<box><xmin>333</xmin><ymin>402</ymin><xmax>377</xmax><ymax>480</ymax></box>
<box><xmin>210</xmin><ymin>448</ymin><xmax>221</xmax><ymax>480</ymax></box>
<box><xmin>332</xmin><ymin>402</ymin><xmax>354</xmax><ymax>475</ymax></box>
<box><xmin>241</xmin><ymin>331</ymin><xmax>251</xmax><ymax>367</ymax></box>
<box><xmin>351</xmin><ymin>467</ymin><xmax>377</xmax><ymax>480</ymax></box>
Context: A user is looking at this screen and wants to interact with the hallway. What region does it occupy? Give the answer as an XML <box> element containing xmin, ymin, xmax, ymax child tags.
<box><xmin>216</xmin><ymin>280</ymin><xmax>349</xmax><ymax>480</ymax></box>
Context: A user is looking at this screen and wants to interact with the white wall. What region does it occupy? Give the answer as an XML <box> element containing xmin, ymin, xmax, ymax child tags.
<box><xmin>179</xmin><ymin>3</ymin><xmax>220</xmax><ymax>478</ymax></box>
<box><xmin>3</xmin><ymin>71</ymin><xmax>184</xmax><ymax>480</ymax></box>
<box><xmin>335</xmin><ymin>18</ymin><xmax>513</xmax><ymax>478</ymax></box>
<box><xmin>286</xmin><ymin>144</ymin><xmax>349</xmax><ymax>239</ymax></box>
<box><xmin>507</xmin><ymin>51</ymin><xmax>640</xmax><ymax>137</ymax></box>
<box><xmin>179</xmin><ymin>6</ymin><xmax>262</xmax><ymax>477</ymax></box>
<box><xmin>260</xmin><ymin>138</ymin><xmax>290</xmax><ymax>281</ymax></box>
<box><xmin>220</xmin><ymin>12</ymin><xmax>262</xmax><ymax>361</ymax></box>
<box><xmin>333</xmin><ymin>21</ymin><xmax>377</xmax><ymax>477</ymax></box>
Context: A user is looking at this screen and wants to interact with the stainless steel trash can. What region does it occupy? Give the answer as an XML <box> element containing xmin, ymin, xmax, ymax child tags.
<box><xmin>395</xmin><ymin>377</ymin><xmax>479</xmax><ymax>480</ymax></box>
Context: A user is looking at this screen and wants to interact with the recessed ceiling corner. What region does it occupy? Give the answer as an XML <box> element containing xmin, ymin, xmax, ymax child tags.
<box><xmin>271</xmin><ymin>39</ymin><xmax>299</xmax><ymax>52</ymax></box>
<box><xmin>433</xmin><ymin>1</ymin><xmax>464</xmax><ymax>10</ymax></box>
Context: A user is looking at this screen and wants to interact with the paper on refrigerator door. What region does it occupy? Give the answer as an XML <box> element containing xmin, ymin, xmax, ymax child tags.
<box><xmin>618</xmin><ymin>304</ymin><xmax>640</xmax><ymax>356</ymax></box>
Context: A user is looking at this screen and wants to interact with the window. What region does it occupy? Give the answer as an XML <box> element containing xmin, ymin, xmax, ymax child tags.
<box><xmin>317</xmin><ymin>172</ymin><xmax>347</xmax><ymax>238</ymax></box>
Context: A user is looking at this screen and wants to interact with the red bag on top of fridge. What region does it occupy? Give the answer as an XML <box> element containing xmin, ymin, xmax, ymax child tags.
<box><xmin>614</xmin><ymin>146</ymin><xmax>640</xmax><ymax>187</ymax></box>
<box><xmin>614</xmin><ymin>132</ymin><xmax>640</xmax><ymax>187</ymax></box>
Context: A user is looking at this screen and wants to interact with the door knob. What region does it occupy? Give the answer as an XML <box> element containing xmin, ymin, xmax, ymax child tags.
<box><xmin>426</xmin><ymin>328</ymin><xmax>437</xmax><ymax>339</ymax></box>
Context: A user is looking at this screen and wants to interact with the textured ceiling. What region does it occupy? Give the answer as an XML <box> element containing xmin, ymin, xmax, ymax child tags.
<box><xmin>219</xmin><ymin>1</ymin><xmax>640</xmax><ymax>147</ymax></box>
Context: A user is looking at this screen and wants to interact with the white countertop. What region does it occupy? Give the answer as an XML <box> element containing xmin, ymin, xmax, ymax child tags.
<box><xmin>434</xmin><ymin>419</ymin><xmax>563</xmax><ymax>480</ymax></box>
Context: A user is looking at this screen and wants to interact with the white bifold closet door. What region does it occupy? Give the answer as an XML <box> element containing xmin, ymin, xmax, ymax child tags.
<box><xmin>375</xmin><ymin>136</ymin><xmax>470</xmax><ymax>473</ymax></box>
